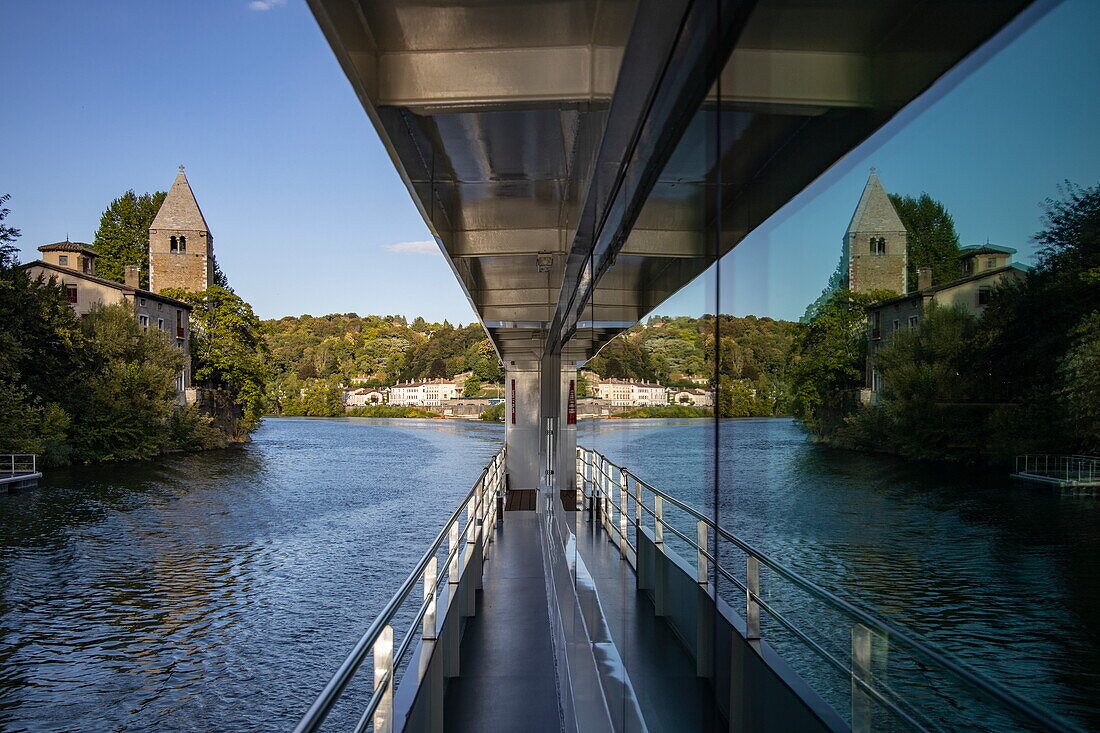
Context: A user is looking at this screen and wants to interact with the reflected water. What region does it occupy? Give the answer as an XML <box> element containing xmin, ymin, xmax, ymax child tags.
<box><xmin>579</xmin><ymin>418</ymin><xmax>1100</xmax><ymax>730</ymax></box>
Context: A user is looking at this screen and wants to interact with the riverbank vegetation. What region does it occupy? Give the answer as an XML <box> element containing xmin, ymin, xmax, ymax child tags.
<box><xmin>616</xmin><ymin>405</ymin><xmax>712</xmax><ymax>419</ymax></box>
<box><xmin>0</xmin><ymin>193</ymin><xmax>269</xmax><ymax>465</ymax></box>
<box><xmin>347</xmin><ymin>405</ymin><xmax>438</xmax><ymax>418</ymax></box>
<box><xmin>792</xmin><ymin>183</ymin><xmax>1100</xmax><ymax>462</ymax></box>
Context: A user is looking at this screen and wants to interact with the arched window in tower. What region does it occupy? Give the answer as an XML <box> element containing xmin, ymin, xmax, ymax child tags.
<box><xmin>170</xmin><ymin>236</ymin><xmax>178</xmax><ymax>253</ymax></box>
<box><xmin>869</xmin><ymin>236</ymin><xmax>886</xmax><ymax>255</ymax></box>
<box><xmin>178</xmin><ymin>235</ymin><xmax>186</xmax><ymax>253</ymax></box>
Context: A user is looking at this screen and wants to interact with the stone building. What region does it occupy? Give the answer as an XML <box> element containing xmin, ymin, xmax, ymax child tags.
<box><xmin>23</xmin><ymin>242</ymin><xmax>193</xmax><ymax>395</ymax></box>
<box><xmin>149</xmin><ymin>166</ymin><xmax>214</xmax><ymax>294</ymax></box>
<box><xmin>845</xmin><ymin>169</ymin><xmax>908</xmax><ymax>295</ymax></box>
<box><xmin>865</xmin><ymin>244</ymin><xmax>1030</xmax><ymax>396</ymax></box>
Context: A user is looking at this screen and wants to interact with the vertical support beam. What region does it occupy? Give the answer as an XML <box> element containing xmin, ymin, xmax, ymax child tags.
<box><xmin>373</xmin><ymin>625</ymin><xmax>394</xmax><ymax>733</ymax></box>
<box><xmin>504</xmin><ymin>366</ymin><xmax>541</xmax><ymax>490</ymax></box>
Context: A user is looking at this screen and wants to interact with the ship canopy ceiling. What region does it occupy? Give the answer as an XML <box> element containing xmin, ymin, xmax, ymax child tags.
<box><xmin>308</xmin><ymin>0</ymin><xmax>1043</xmax><ymax>367</ymax></box>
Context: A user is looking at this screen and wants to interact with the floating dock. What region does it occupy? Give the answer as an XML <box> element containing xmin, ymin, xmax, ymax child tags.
<box><xmin>0</xmin><ymin>454</ymin><xmax>41</xmax><ymax>491</ymax></box>
<box><xmin>1012</xmin><ymin>454</ymin><xmax>1100</xmax><ymax>493</ymax></box>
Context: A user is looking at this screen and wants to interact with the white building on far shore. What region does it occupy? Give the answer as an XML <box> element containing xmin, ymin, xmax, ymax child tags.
<box><xmin>670</xmin><ymin>388</ymin><xmax>714</xmax><ymax>407</ymax></box>
<box><xmin>346</xmin><ymin>388</ymin><xmax>386</xmax><ymax>406</ymax></box>
<box><xmin>596</xmin><ymin>379</ymin><xmax>669</xmax><ymax>407</ymax></box>
<box><xmin>389</xmin><ymin>379</ymin><xmax>459</xmax><ymax>406</ymax></box>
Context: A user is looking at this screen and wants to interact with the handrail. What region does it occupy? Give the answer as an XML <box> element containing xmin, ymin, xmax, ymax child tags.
<box><xmin>1</xmin><ymin>454</ymin><xmax>37</xmax><ymax>475</ymax></box>
<box><xmin>294</xmin><ymin>446</ymin><xmax>505</xmax><ymax>733</ymax></box>
<box><xmin>577</xmin><ymin>445</ymin><xmax>1075</xmax><ymax>733</ymax></box>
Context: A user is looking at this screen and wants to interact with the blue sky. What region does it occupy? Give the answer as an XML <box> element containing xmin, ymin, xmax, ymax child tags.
<box><xmin>2</xmin><ymin>1</ymin><xmax>1097</xmax><ymax>323</ymax></box>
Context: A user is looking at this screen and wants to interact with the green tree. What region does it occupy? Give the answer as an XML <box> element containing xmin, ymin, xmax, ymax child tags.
<box><xmin>92</xmin><ymin>190</ymin><xmax>166</xmax><ymax>287</ymax></box>
<box><xmin>0</xmin><ymin>194</ymin><xmax>20</xmax><ymax>269</ymax></box>
<box><xmin>888</xmin><ymin>193</ymin><xmax>961</xmax><ymax>291</ymax></box>
<box><xmin>68</xmin><ymin>304</ymin><xmax>186</xmax><ymax>462</ymax></box>
<box><xmin>852</xmin><ymin>304</ymin><xmax>983</xmax><ymax>460</ymax></box>
<box><xmin>788</xmin><ymin>289</ymin><xmax>887</xmax><ymax>436</ymax></box>
<box><xmin>164</xmin><ymin>286</ymin><xmax>271</xmax><ymax>438</ymax></box>
<box><xmin>462</xmin><ymin>377</ymin><xmax>483</xmax><ymax>398</ymax></box>
<box><xmin>1059</xmin><ymin>313</ymin><xmax>1100</xmax><ymax>453</ymax></box>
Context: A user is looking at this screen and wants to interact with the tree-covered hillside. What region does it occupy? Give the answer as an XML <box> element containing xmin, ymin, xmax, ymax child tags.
<box><xmin>265</xmin><ymin>312</ymin><xmax>797</xmax><ymax>416</ymax></box>
<box><xmin>587</xmin><ymin>314</ymin><xmax>795</xmax><ymax>386</ymax></box>
<box><xmin>264</xmin><ymin>315</ymin><xmax>504</xmax><ymax>401</ymax></box>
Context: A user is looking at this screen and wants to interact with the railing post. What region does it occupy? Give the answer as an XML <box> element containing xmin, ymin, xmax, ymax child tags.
<box><xmin>419</xmin><ymin>556</ymin><xmax>438</xmax><ymax>684</ymax></box>
<box><xmin>653</xmin><ymin>495</ymin><xmax>665</xmax><ymax>616</ymax></box>
<box><xmin>746</xmin><ymin>556</ymin><xmax>760</xmax><ymax>641</ymax></box>
<box><xmin>619</xmin><ymin>467</ymin><xmax>629</xmax><ymax>556</ymax></box>
<box><xmin>696</xmin><ymin>519</ymin><xmax>714</xmax><ymax>679</ymax></box>
<box><xmin>851</xmin><ymin>624</ymin><xmax>872</xmax><ymax>733</ymax></box>
<box><xmin>445</xmin><ymin>522</ymin><xmax>461</xmax><ymax>677</ymax></box>
<box><xmin>697</xmin><ymin>520</ymin><xmax>709</xmax><ymax>586</ymax></box>
<box><xmin>373</xmin><ymin>624</ymin><xmax>394</xmax><ymax>733</ymax></box>
<box><xmin>654</xmin><ymin>496</ymin><xmax>664</xmax><ymax>546</ymax></box>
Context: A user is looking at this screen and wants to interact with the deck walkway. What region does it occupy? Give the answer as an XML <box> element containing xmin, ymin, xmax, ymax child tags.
<box><xmin>443</xmin><ymin>510</ymin><xmax>560</xmax><ymax>731</ymax></box>
<box><xmin>442</xmin><ymin>503</ymin><xmax>721</xmax><ymax>732</ymax></box>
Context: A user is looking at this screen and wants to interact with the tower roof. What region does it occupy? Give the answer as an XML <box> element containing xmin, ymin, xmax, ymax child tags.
<box><xmin>845</xmin><ymin>170</ymin><xmax>906</xmax><ymax>235</ymax></box>
<box><xmin>150</xmin><ymin>166</ymin><xmax>210</xmax><ymax>232</ymax></box>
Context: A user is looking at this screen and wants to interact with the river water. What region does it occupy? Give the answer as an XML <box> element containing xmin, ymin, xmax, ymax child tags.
<box><xmin>0</xmin><ymin>417</ymin><xmax>1096</xmax><ymax>730</ymax></box>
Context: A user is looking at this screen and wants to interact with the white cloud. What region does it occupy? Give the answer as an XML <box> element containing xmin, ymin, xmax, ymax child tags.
<box><xmin>383</xmin><ymin>240</ymin><xmax>439</xmax><ymax>255</ymax></box>
<box><xmin>249</xmin><ymin>0</ymin><xmax>286</xmax><ymax>10</ymax></box>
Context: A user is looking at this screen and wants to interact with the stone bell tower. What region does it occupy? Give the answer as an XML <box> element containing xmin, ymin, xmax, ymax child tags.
<box><xmin>149</xmin><ymin>165</ymin><xmax>213</xmax><ymax>293</ymax></box>
<box><xmin>844</xmin><ymin>169</ymin><xmax>908</xmax><ymax>295</ymax></box>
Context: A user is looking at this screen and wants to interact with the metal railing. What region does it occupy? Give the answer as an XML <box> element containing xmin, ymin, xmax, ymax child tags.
<box><xmin>576</xmin><ymin>446</ymin><xmax>1075</xmax><ymax>733</ymax></box>
<box><xmin>293</xmin><ymin>446</ymin><xmax>505</xmax><ymax>733</ymax></box>
<box><xmin>1</xmin><ymin>455</ymin><xmax>37</xmax><ymax>476</ymax></box>
<box><xmin>1015</xmin><ymin>454</ymin><xmax>1099</xmax><ymax>484</ymax></box>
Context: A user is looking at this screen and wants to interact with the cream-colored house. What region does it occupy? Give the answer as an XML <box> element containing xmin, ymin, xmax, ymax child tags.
<box><xmin>596</xmin><ymin>379</ymin><xmax>669</xmax><ymax>407</ymax></box>
<box><xmin>23</xmin><ymin>241</ymin><xmax>193</xmax><ymax>394</ymax></box>
<box><xmin>346</xmin><ymin>388</ymin><xmax>386</xmax><ymax>406</ymax></box>
<box><xmin>389</xmin><ymin>379</ymin><xmax>459</xmax><ymax>406</ymax></box>
<box><xmin>671</xmin><ymin>388</ymin><xmax>714</xmax><ymax>407</ymax></box>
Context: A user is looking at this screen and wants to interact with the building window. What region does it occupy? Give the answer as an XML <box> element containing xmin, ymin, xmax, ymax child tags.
<box><xmin>178</xmin><ymin>235</ymin><xmax>186</xmax><ymax>253</ymax></box>
<box><xmin>81</xmin><ymin>256</ymin><xmax>92</xmax><ymax>274</ymax></box>
<box><xmin>892</xmin><ymin>319</ymin><xmax>900</xmax><ymax>332</ymax></box>
<box><xmin>139</xmin><ymin>314</ymin><xmax>149</xmax><ymax>330</ymax></box>
<box><xmin>158</xmin><ymin>318</ymin><xmax>165</xmax><ymax>331</ymax></box>
<box><xmin>170</xmin><ymin>236</ymin><xmax>178</xmax><ymax>253</ymax></box>
<box><xmin>985</xmin><ymin>257</ymin><xmax>996</xmax><ymax>269</ymax></box>
<box><xmin>978</xmin><ymin>287</ymin><xmax>992</xmax><ymax>306</ymax></box>
<box><xmin>59</xmin><ymin>255</ymin><xmax>69</xmax><ymax>266</ymax></box>
<box><xmin>962</xmin><ymin>258</ymin><xmax>973</xmax><ymax>275</ymax></box>
<box><xmin>908</xmin><ymin>315</ymin><xmax>920</xmax><ymax>329</ymax></box>
<box><xmin>65</xmin><ymin>284</ymin><xmax>78</xmax><ymax>303</ymax></box>
<box><xmin>870</xmin><ymin>236</ymin><xmax>886</xmax><ymax>254</ymax></box>
<box><xmin>871</xmin><ymin>311</ymin><xmax>881</xmax><ymax>339</ymax></box>
<box><xmin>140</xmin><ymin>298</ymin><xmax>146</xmax><ymax>306</ymax></box>
<box><xmin>176</xmin><ymin>310</ymin><xmax>184</xmax><ymax>338</ymax></box>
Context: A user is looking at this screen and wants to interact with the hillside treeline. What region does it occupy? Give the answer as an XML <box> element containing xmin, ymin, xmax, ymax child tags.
<box><xmin>265</xmin><ymin>313</ymin><xmax>799</xmax><ymax>419</ymax></box>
